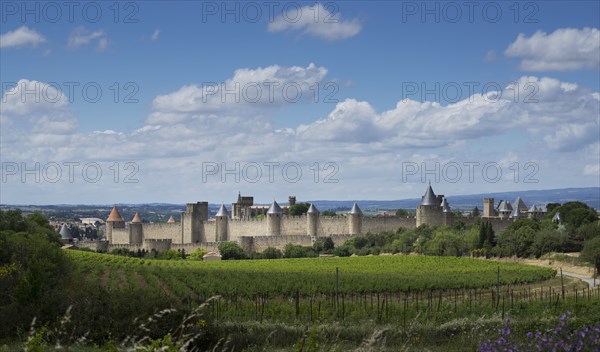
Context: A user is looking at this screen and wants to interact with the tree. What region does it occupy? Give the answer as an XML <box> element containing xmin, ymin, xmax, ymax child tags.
<box><xmin>283</xmin><ymin>243</ymin><xmax>317</xmax><ymax>258</ymax></box>
<box><xmin>532</xmin><ymin>228</ymin><xmax>567</xmax><ymax>258</ymax></box>
<box><xmin>576</xmin><ymin>223</ymin><xmax>600</xmax><ymax>241</ymax></box>
<box><xmin>261</xmin><ymin>247</ymin><xmax>283</xmax><ymax>259</ymax></box>
<box><xmin>581</xmin><ymin>237</ymin><xmax>600</xmax><ymax>277</ymax></box>
<box><xmin>546</xmin><ymin>203</ymin><xmax>561</xmax><ymax>213</ymax></box>
<box><xmin>157</xmin><ymin>249</ymin><xmax>182</xmax><ymax>260</ymax></box>
<box><xmin>472</xmin><ymin>207</ymin><xmax>480</xmax><ymax>217</ymax></box>
<box><xmin>288</xmin><ymin>202</ymin><xmax>310</xmax><ymax>216</ymax></box>
<box><xmin>323</xmin><ymin>237</ymin><xmax>335</xmax><ymax>251</ymax></box>
<box><xmin>312</xmin><ymin>239</ymin><xmax>324</xmax><ymax>253</ymax></box>
<box><xmin>396</xmin><ymin>209</ymin><xmax>410</xmax><ymax>217</ymax></box>
<box><xmin>321</xmin><ymin>210</ymin><xmax>337</xmax><ymax>216</ymax></box>
<box><xmin>452</xmin><ymin>220</ymin><xmax>466</xmax><ymax>232</ymax></box>
<box><xmin>333</xmin><ymin>244</ymin><xmax>352</xmax><ymax>257</ymax></box>
<box><xmin>0</xmin><ymin>210</ymin><xmax>71</xmax><ymax>337</ymax></box>
<box><xmin>549</xmin><ymin>202</ymin><xmax>597</xmax><ymax>232</ymax></box>
<box><xmin>255</xmin><ymin>214</ymin><xmax>265</xmax><ymax>220</ymax></box>
<box><xmin>218</xmin><ymin>242</ymin><xmax>246</xmax><ymax>260</ymax></box>
<box><xmin>352</xmin><ymin>236</ymin><xmax>369</xmax><ymax>250</ymax></box>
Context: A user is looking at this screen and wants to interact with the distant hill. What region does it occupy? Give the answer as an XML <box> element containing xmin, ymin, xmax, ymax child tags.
<box><xmin>307</xmin><ymin>187</ymin><xmax>600</xmax><ymax>213</ymax></box>
<box><xmin>2</xmin><ymin>187</ymin><xmax>598</xmax><ymax>219</ymax></box>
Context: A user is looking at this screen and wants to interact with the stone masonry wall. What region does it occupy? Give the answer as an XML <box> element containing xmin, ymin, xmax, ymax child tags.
<box><xmin>143</xmin><ymin>223</ymin><xmax>182</xmax><ymax>243</ymax></box>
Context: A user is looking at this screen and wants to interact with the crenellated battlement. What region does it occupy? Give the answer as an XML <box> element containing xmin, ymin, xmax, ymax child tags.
<box><xmin>104</xmin><ymin>187</ymin><xmax>533</xmax><ymax>252</ymax></box>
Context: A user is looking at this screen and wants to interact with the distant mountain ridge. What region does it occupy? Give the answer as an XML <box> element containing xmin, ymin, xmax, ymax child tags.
<box><xmin>2</xmin><ymin>188</ymin><xmax>598</xmax><ymax>215</ymax></box>
<box><xmin>308</xmin><ymin>187</ymin><xmax>600</xmax><ymax>212</ymax></box>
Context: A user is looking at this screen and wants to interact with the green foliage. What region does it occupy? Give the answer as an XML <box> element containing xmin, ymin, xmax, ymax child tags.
<box><xmin>395</xmin><ymin>208</ymin><xmax>410</xmax><ymax>217</ymax></box>
<box><xmin>0</xmin><ymin>210</ymin><xmax>61</xmax><ymax>245</ymax></box>
<box><xmin>576</xmin><ymin>222</ymin><xmax>600</xmax><ymax>243</ymax></box>
<box><xmin>283</xmin><ymin>244</ymin><xmax>317</xmax><ymax>258</ymax></box>
<box><xmin>255</xmin><ymin>214</ymin><xmax>265</xmax><ymax>220</ymax></box>
<box><xmin>261</xmin><ymin>247</ymin><xmax>283</xmax><ymax>259</ymax></box>
<box><xmin>111</xmin><ymin>247</ymin><xmax>131</xmax><ymax>256</ymax></box>
<box><xmin>66</xmin><ymin>250</ymin><xmax>556</xmax><ymax>295</ymax></box>
<box><xmin>531</xmin><ymin>228</ymin><xmax>568</xmax><ymax>258</ymax></box>
<box><xmin>288</xmin><ymin>202</ymin><xmax>310</xmax><ymax>216</ymax></box>
<box><xmin>424</xmin><ymin>231</ymin><xmax>467</xmax><ymax>256</ymax></box>
<box><xmin>548</xmin><ymin>201</ymin><xmax>597</xmax><ymax>233</ymax></box>
<box><xmin>452</xmin><ymin>220</ymin><xmax>466</xmax><ymax>231</ymax></box>
<box><xmin>477</xmin><ymin>221</ymin><xmax>496</xmax><ymax>253</ymax></box>
<box><xmin>157</xmin><ymin>250</ymin><xmax>182</xmax><ymax>260</ymax></box>
<box><xmin>498</xmin><ymin>225</ymin><xmax>537</xmax><ymax>258</ymax></box>
<box><xmin>218</xmin><ymin>242</ymin><xmax>246</xmax><ymax>260</ymax></box>
<box><xmin>188</xmin><ymin>248</ymin><xmax>208</xmax><ymax>260</ymax></box>
<box><xmin>472</xmin><ymin>207</ymin><xmax>480</xmax><ymax>217</ymax></box>
<box><xmin>321</xmin><ymin>210</ymin><xmax>337</xmax><ymax>216</ymax></box>
<box><xmin>333</xmin><ymin>244</ymin><xmax>352</xmax><ymax>257</ymax></box>
<box><xmin>323</xmin><ymin>237</ymin><xmax>335</xmax><ymax>251</ymax></box>
<box><xmin>581</xmin><ymin>237</ymin><xmax>600</xmax><ymax>274</ymax></box>
<box><xmin>0</xmin><ymin>210</ymin><xmax>70</xmax><ymax>338</ymax></box>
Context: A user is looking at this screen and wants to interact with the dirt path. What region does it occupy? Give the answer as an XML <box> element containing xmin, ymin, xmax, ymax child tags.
<box><xmin>493</xmin><ymin>256</ymin><xmax>597</xmax><ymax>288</ymax></box>
<box><xmin>561</xmin><ymin>271</ymin><xmax>598</xmax><ymax>288</ymax></box>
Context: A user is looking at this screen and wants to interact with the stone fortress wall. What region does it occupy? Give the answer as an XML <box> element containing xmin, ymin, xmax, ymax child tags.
<box><xmin>97</xmin><ymin>186</ymin><xmax>541</xmax><ymax>254</ymax></box>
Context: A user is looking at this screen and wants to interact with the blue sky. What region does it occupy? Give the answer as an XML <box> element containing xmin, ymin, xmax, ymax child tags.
<box><xmin>1</xmin><ymin>1</ymin><xmax>599</xmax><ymax>205</ymax></box>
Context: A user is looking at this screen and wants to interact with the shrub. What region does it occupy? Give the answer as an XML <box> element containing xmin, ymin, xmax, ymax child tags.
<box><xmin>218</xmin><ymin>242</ymin><xmax>246</xmax><ymax>260</ymax></box>
<box><xmin>261</xmin><ymin>247</ymin><xmax>283</xmax><ymax>259</ymax></box>
<box><xmin>333</xmin><ymin>245</ymin><xmax>352</xmax><ymax>257</ymax></box>
<box><xmin>323</xmin><ymin>237</ymin><xmax>335</xmax><ymax>251</ymax></box>
<box><xmin>283</xmin><ymin>244</ymin><xmax>317</xmax><ymax>258</ymax></box>
<box><xmin>188</xmin><ymin>248</ymin><xmax>208</xmax><ymax>260</ymax></box>
<box><xmin>157</xmin><ymin>249</ymin><xmax>182</xmax><ymax>260</ymax></box>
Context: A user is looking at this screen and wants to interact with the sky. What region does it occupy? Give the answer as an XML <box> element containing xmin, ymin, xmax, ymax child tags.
<box><xmin>1</xmin><ymin>1</ymin><xmax>599</xmax><ymax>205</ymax></box>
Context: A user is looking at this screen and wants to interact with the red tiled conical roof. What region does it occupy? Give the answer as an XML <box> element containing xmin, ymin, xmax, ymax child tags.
<box><xmin>107</xmin><ymin>206</ymin><xmax>125</xmax><ymax>222</ymax></box>
<box><xmin>131</xmin><ymin>213</ymin><xmax>142</xmax><ymax>223</ymax></box>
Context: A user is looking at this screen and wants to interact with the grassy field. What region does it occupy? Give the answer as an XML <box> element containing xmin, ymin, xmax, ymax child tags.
<box><xmin>7</xmin><ymin>250</ymin><xmax>595</xmax><ymax>351</ymax></box>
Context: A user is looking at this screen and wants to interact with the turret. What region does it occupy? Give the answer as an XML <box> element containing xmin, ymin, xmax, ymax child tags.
<box><xmin>182</xmin><ymin>202</ymin><xmax>208</xmax><ymax>243</ymax></box>
<box><xmin>440</xmin><ymin>197</ymin><xmax>454</xmax><ymax>226</ymax></box>
<box><xmin>266</xmin><ymin>201</ymin><xmax>282</xmax><ymax>236</ymax></box>
<box><xmin>129</xmin><ymin>213</ymin><xmax>143</xmax><ymax>244</ymax></box>
<box><xmin>498</xmin><ymin>200</ymin><xmax>512</xmax><ymax>220</ymax></box>
<box><xmin>348</xmin><ymin>203</ymin><xmax>363</xmax><ymax>235</ymax></box>
<box><xmin>59</xmin><ymin>223</ymin><xmax>73</xmax><ymax>242</ymax></box>
<box><xmin>106</xmin><ymin>206</ymin><xmax>125</xmax><ymax>243</ymax></box>
<box><xmin>415</xmin><ymin>184</ymin><xmax>447</xmax><ymax>227</ymax></box>
<box><xmin>215</xmin><ymin>204</ymin><xmax>229</xmax><ymax>242</ymax></box>
<box><xmin>167</xmin><ymin>216</ymin><xmax>175</xmax><ymax>223</ymax></box>
<box><xmin>307</xmin><ymin>203</ymin><xmax>319</xmax><ymax>238</ymax></box>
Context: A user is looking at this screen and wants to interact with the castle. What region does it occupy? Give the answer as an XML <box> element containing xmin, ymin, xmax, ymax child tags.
<box><xmin>90</xmin><ymin>185</ymin><xmax>547</xmax><ymax>254</ymax></box>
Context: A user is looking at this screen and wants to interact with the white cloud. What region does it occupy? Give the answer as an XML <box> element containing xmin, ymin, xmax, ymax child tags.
<box><xmin>583</xmin><ymin>163</ymin><xmax>600</xmax><ymax>176</ymax></box>
<box><xmin>1</xmin><ymin>79</ymin><xmax>68</xmax><ymax>116</ymax></box>
<box><xmin>505</xmin><ymin>27</ymin><xmax>600</xmax><ymax>71</ymax></box>
<box><xmin>0</xmin><ymin>26</ymin><xmax>46</xmax><ymax>48</ymax></box>
<box><xmin>68</xmin><ymin>27</ymin><xmax>108</xmax><ymax>51</ymax></box>
<box><xmin>2</xmin><ymin>74</ymin><xmax>598</xmax><ymax>203</ymax></box>
<box><xmin>268</xmin><ymin>3</ymin><xmax>362</xmax><ymax>41</ymax></box>
<box><xmin>297</xmin><ymin>76</ymin><xmax>599</xmax><ymax>152</ymax></box>
<box><xmin>151</xmin><ymin>29</ymin><xmax>160</xmax><ymax>41</ymax></box>
<box><xmin>151</xmin><ymin>63</ymin><xmax>328</xmax><ymax>119</ymax></box>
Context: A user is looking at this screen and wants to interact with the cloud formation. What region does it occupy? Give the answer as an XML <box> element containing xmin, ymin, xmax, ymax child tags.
<box><xmin>0</xmin><ymin>26</ymin><xmax>46</xmax><ymax>48</ymax></box>
<box><xmin>268</xmin><ymin>3</ymin><xmax>362</xmax><ymax>41</ymax></box>
<box><xmin>68</xmin><ymin>27</ymin><xmax>108</xmax><ymax>51</ymax></box>
<box><xmin>2</xmin><ymin>72</ymin><xmax>598</xmax><ymax>203</ymax></box>
<box><xmin>505</xmin><ymin>27</ymin><xmax>600</xmax><ymax>71</ymax></box>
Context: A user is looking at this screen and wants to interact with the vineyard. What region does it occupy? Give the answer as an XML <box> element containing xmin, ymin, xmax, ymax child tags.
<box><xmin>67</xmin><ymin>251</ymin><xmax>557</xmax><ymax>297</ymax></box>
